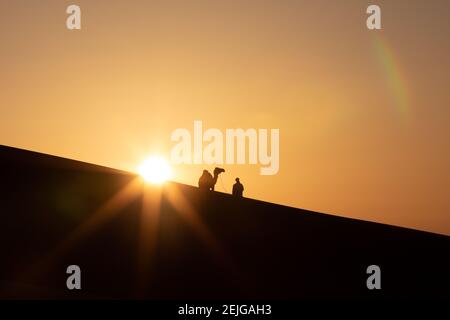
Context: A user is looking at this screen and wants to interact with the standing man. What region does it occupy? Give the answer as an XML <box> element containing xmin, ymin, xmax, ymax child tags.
<box><xmin>232</xmin><ymin>178</ymin><xmax>244</xmax><ymax>197</ymax></box>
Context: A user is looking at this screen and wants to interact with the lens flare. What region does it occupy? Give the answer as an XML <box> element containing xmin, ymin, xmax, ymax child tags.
<box><xmin>372</xmin><ymin>33</ymin><xmax>410</xmax><ymax>121</ymax></box>
<box><xmin>138</xmin><ymin>156</ymin><xmax>173</xmax><ymax>184</ymax></box>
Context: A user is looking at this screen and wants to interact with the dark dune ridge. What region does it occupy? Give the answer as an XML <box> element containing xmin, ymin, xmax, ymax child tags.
<box><xmin>0</xmin><ymin>145</ymin><xmax>449</xmax><ymax>299</ymax></box>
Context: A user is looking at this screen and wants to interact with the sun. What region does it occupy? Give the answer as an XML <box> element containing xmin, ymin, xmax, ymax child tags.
<box><xmin>137</xmin><ymin>156</ymin><xmax>173</xmax><ymax>184</ymax></box>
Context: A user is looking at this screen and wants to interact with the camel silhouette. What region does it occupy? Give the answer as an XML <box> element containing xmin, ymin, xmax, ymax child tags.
<box><xmin>198</xmin><ymin>167</ymin><xmax>225</xmax><ymax>191</ymax></box>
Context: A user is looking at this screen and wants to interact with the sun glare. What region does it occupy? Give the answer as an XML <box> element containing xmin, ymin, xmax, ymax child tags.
<box><xmin>138</xmin><ymin>156</ymin><xmax>173</xmax><ymax>184</ymax></box>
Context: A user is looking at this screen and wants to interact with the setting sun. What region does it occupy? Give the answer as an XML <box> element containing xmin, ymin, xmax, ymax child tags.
<box><xmin>137</xmin><ymin>156</ymin><xmax>173</xmax><ymax>184</ymax></box>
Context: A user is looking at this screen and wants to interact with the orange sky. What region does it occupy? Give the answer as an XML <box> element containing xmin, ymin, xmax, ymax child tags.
<box><xmin>1</xmin><ymin>1</ymin><xmax>449</xmax><ymax>235</ymax></box>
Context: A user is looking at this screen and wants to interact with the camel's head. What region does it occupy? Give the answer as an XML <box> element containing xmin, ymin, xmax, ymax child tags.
<box><xmin>214</xmin><ymin>167</ymin><xmax>225</xmax><ymax>176</ymax></box>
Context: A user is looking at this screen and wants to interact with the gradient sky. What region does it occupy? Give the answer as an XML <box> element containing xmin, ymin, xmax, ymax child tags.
<box><xmin>1</xmin><ymin>0</ymin><xmax>449</xmax><ymax>235</ymax></box>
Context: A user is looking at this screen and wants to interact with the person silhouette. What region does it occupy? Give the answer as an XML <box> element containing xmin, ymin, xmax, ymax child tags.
<box><xmin>232</xmin><ymin>177</ymin><xmax>244</xmax><ymax>197</ymax></box>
